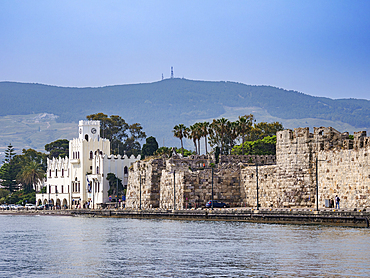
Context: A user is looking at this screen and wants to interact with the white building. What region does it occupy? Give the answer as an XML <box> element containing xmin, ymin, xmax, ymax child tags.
<box><xmin>36</xmin><ymin>120</ymin><xmax>140</xmax><ymax>209</ymax></box>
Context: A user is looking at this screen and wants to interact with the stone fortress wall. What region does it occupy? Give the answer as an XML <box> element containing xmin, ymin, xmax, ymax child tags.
<box><xmin>126</xmin><ymin>126</ymin><xmax>370</xmax><ymax>210</ymax></box>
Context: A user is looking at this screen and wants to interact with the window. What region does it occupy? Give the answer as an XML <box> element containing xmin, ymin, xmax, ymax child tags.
<box><xmin>62</xmin><ymin>169</ymin><xmax>64</xmax><ymax>177</ymax></box>
<box><xmin>97</xmin><ymin>166</ymin><xmax>99</xmax><ymax>174</ymax></box>
<box><xmin>61</xmin><ymin>185</ymin><xmax>64</xmax><ymax>193</ymax></box>
<box><xmin>124</xmin><ymin>166</ymin><xmax>128</xmax><ymax>175</ymax></box>
<box><xmin>85</xmin><ymin>134</ymin><xmax>89</xmax><ymax>141</ymax></box>
<box><xmin>49</xmin><ymin>170</ymin><xmax>51</xmax><ymax>177</ymax></box>
<box><xmin>55</xmin><ymin>169</ymin><xmax>57</xmax><ymax>177</ymax></box>
<box><xmin>55</xmin><ymin>186</ymin><xmax>57</xmax><ymax>193</ymax></box>
<box><xmin>78</xmin><ymin>152</ymin><xmax>80</xmax><ymax>159</ymax></box>
<box><xmin>90</xmin><ymin>151</ymin><xmax>93</xmax><ymax>159</ymax></box>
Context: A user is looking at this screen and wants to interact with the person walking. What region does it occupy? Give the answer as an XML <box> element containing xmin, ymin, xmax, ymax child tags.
<box><xmin>335</xmin><ymin>195</ymin><xmax>340</xmax><ymax>209</ymax></box>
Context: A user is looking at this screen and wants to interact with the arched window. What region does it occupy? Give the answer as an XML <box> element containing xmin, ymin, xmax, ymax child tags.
<box><xmin>124</xmin><ymin>166</ymin><xmax>128</xmax><ymax>175</ymax></box>
<box><xmin>85</xmin><ymin>134</ymin><xmax>89</xmax><ymax>141</ymax></box>
<box><xmin>62</xmin><ymin>169</ymin><xmax>64</xmax><ymax>177</ymax></box>
<box><xmin>49</xmin><ymin>170</ymin><xmax>51</xmax><ymax>177</ymax></box>
<box><xmin>55</xmin><ymin>169</ymin><xmax>57</xmax><ymax>177</ymax></box>
<box><xmin>90</xmin><ymin>151</ymin><xmax>93</xmax><ymax>159</ymax></box>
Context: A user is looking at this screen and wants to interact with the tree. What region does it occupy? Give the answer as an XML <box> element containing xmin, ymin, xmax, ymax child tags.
<box><xmin>189</xmin><ymin>123</ymin><xmax>201</xmax><ymax>154</ymax></box>
<box><xmin>173</xmin><ymin>124</ymin><xmax>189</xmax><ymax>157</ymax></box>
<box><xmin>106</xmin><ymin>173</ymin><xmax>124</xmax><ymax>200</ymax></box>
<box><xmin>249</xmin><ymin>121</ymin><xmax>284</xmax><ymax>141</ymax></box>
<box><xmin>18</xmin><ymin>161</ymin><xmax>45</xmax><ymax>193</ymax></box>
<box><xmin>0</xmin><ymin>144</ymin><xmax>17</xmax><ymax>192</ymax></box>
<box><xmin>45</xmin><ymin>139</ymin><xmax>69</xmax><ymax>158</ymax></box>
<box><xmin>199</xmin><ymin>121</ymin><xmax>210</xmax><ymax>154</ymax></box>
<box><xmin>231</xmin><ymin>135</ymin><xmax>277</xmax><ymax>155</ymax></box>
<box><xmin>4</xmin><ymin>143</ymin><xmax>16</xmax><ymax>163</ymax></box>
<box><xmin>86</xmin><ymin>113</ymin><xmax>146</xmax><ymax>156</ymax></box>
<box><xmin>209</xmin><ymin>118</ymin><xmax>233</xmax><ymax>155</ymax></box>
<box><xmin>141</xmin><ymin>136</ymin><xmax>159</xmax><ymax>159</ymax></box>
<box><xmin>236</xmin><ymin>114</ymin><xmax>254</xmax><ymax>155</ymax></box>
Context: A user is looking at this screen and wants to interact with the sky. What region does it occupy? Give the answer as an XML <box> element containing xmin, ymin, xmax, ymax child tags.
<box><xmin>1</xmin><ymin>0</ymin><xmax>370</xmax><ymax>100</ymax></box>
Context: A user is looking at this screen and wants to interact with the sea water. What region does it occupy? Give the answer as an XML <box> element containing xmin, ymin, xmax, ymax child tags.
<box><xmin>0</xmin><ymin>215</ymin><xmax>370</xmax><ymax>277</ymax></box>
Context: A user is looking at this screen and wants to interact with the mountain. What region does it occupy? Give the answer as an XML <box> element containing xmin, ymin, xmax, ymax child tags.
<box><xmin>1</xmin><ymin>78</ymin><xmax>369</xmax><ymax>154</ymax></box>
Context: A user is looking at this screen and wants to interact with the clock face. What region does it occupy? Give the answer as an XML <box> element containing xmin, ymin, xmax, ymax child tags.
<box><xmin>91</xmin><ymin>128</ymin><xmax>97</xmax><ymax>134</ymax></box>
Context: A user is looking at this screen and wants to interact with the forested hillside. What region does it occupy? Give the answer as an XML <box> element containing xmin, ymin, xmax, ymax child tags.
<box><xmin>1</xmin><ymin>79</ymin><xmax>369</xmax><ymax>128</ymax></box>
<box><xmin>1</xmin><ymin>78</ymin><xmax>369</xmax><ymax>153</ymax></box>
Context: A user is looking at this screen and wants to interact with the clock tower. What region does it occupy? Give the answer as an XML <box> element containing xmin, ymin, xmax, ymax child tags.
<box><xmin>78</xmin><ymin>120</ymin><xmax>100</xmax><ymax>141</ymax></box>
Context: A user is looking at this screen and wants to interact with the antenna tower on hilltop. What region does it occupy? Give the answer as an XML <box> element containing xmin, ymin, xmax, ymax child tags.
<box><xmin>171</xmin><ymin>67</ymin><xmax>174</xmax><ymax>78</ymax></box>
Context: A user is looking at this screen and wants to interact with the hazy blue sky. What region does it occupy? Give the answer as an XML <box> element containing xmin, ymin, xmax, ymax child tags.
<box><xmin>1</xmin><ymin>0</ymin><xmax>370</xmax><ymax>99</ymax></box>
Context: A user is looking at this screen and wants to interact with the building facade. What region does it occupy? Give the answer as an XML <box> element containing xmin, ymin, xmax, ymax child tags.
<box><xmin>36</xmin><ymin>120</ymin><xmax>140</xmax><ymax>209</ymax></box>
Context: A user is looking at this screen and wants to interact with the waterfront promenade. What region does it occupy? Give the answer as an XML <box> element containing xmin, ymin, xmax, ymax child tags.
<box><xmin>1</xmin><ymin>207</ymin><xmax>369</xmax><ymax>228</ymax></box>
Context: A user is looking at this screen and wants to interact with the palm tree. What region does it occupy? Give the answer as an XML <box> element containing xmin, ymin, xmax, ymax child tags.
<box><xmin>236</xmin><ymin>114</ymin><xmax>254</xmax><ymax>155</ymax></box>
<box><xmin>173</xmin><ymin>124</ymin><xmax>189</xmax><ymax>157</ymax></box>
<box><xmin>200</xmin><ymin>122</ymin><xmax>210</xmax><ymax>154</ymax></box>
<box><xmin>18</xmin><ymin>161</ymin><xmax>45</xmax><ymax>193</ymax></box>
<box><xmin>189</xmin><ymin>123</ymin><xmax>200</xmax><ymax>154</ymax></box>
<box><xmin>209</xmin><ymin>118</ymin><xmax>230</xmax><ymax>155</ymax></box>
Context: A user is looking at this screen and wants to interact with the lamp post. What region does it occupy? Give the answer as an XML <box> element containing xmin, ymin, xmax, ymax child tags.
<box><xmin>139</xmin><ymin>173</ymin><xmax>142</xmax><ymax>210</ymax></box>
<box><xmin>256</xmin><ymin>163</ymin><xmax>259</xmax><ymax>210</ymax></box>
<box><xmin>116</xmin><ymin>175</ymin><xmax>118</xmax><ymax>209</ymax></box>
<box><xmin>211</xmin><ymin>167</ymin><xmax>214</xmax><ymax>210</ymax></box>
<box><xmin>173</xmin><ymin>170</ymin><xmax>176</xmax><ymax>210</ymax></box>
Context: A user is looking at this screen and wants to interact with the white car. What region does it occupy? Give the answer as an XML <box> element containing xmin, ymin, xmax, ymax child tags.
<box><xmin>25</xmin><ymin>204</ymin><xmax>36</xmax><ymax>210</ymax></box>
<box><xmin>0</xmin><ymin>204</ymin><xmax>9</xmax><ymax>210</ymax></box>
<box><xmin>14</xmin><ymin>204</ymin><xmax>24</xmax><ymax>210</ymax></box>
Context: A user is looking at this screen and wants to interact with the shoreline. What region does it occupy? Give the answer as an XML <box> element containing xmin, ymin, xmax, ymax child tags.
<box><xmin>1</xmin><ymin>208</ymin><xmax>369</xmax><ymax>228</ymax></box>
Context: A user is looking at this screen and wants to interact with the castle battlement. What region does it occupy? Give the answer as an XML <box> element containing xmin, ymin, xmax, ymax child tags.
<box><xmin>277</xmin><ymin>127</ymin><xmax>369</xmax><ymax>152</ymax></box>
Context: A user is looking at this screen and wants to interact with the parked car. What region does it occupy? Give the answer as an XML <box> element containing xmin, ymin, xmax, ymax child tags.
<box><xmin>37</xmin><ymin>204</ymin><xmax>45</xmax><ymax>210</ymax></box>
<box><xmin>205</xmin><ymin>200</ymin><xmax>229</xmax><ymax>208</ymax></box>
<box><xmin>37</xmin><ymin>204</ymin><xmax>53</xmax><ymax>210</ymax></box>
<box><xmin>0</xmin><ymin>204</ymin><xmax>9</xmax><ymax>210</ymax></box>
<box><xmin>9</xmin><ymin>204</ymin><xmax>17</xmax><ymax>210</ymax></box>
<box><xmin>25</xmin><ymin>204</ymin><xmax>36</xmax><ymax>210</ymax></box>
<box><xmin>15</xmin><ymin>204</ymin><xmax>24</xmax><ymax>210</ymax></box>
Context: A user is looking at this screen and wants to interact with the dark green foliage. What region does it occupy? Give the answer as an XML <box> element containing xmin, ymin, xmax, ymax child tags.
<box><xmin>349</xmin><ymin>135</ymin><xmax>354</xmax><ymax>140</ymax></box>
<box><xmin>45</xmin><ymin>139</ymin><xmax>69</xmax><ymax>158</ymax></box>
<box><xmin>4</xmin><ymin>143</ymin><xmax>16</xmax><ymax>163</ymax></box>
<box><xmin>2</xmin><ymin>189</ymin><xmax>36</xmax><ymax>205</ymax></box>
<box><xmin>154</xmin><ymin>147</ymin><xmax>172</xmax><ymax>157</ymax></box>
<box><xmin>0</xmin><ymin>147</ymin><xmax>46</xmax><ymax>193</ymax></box>
<box><xmin>86</xmin><ymin>113</ymin><xmax>146</xmax><ymax>157</ymax></box>
<box><xmin>232</xmin><ymin>136</ymin><xmax>277</xmax><ymax>155</ymax></box>
<box><xmin>0</xmin><ymin>144</ymin><xmax>17</xmax><ymax>192</ymax></box>
<box><xmin>141</xmin><ymin>136</ymin><xmax>159</xmax><ymax>159</ymax></box>
<box><xmin>106</xmin><ymin>173</ymin><xmax>124</xmax><ymax>198</ymax></box>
